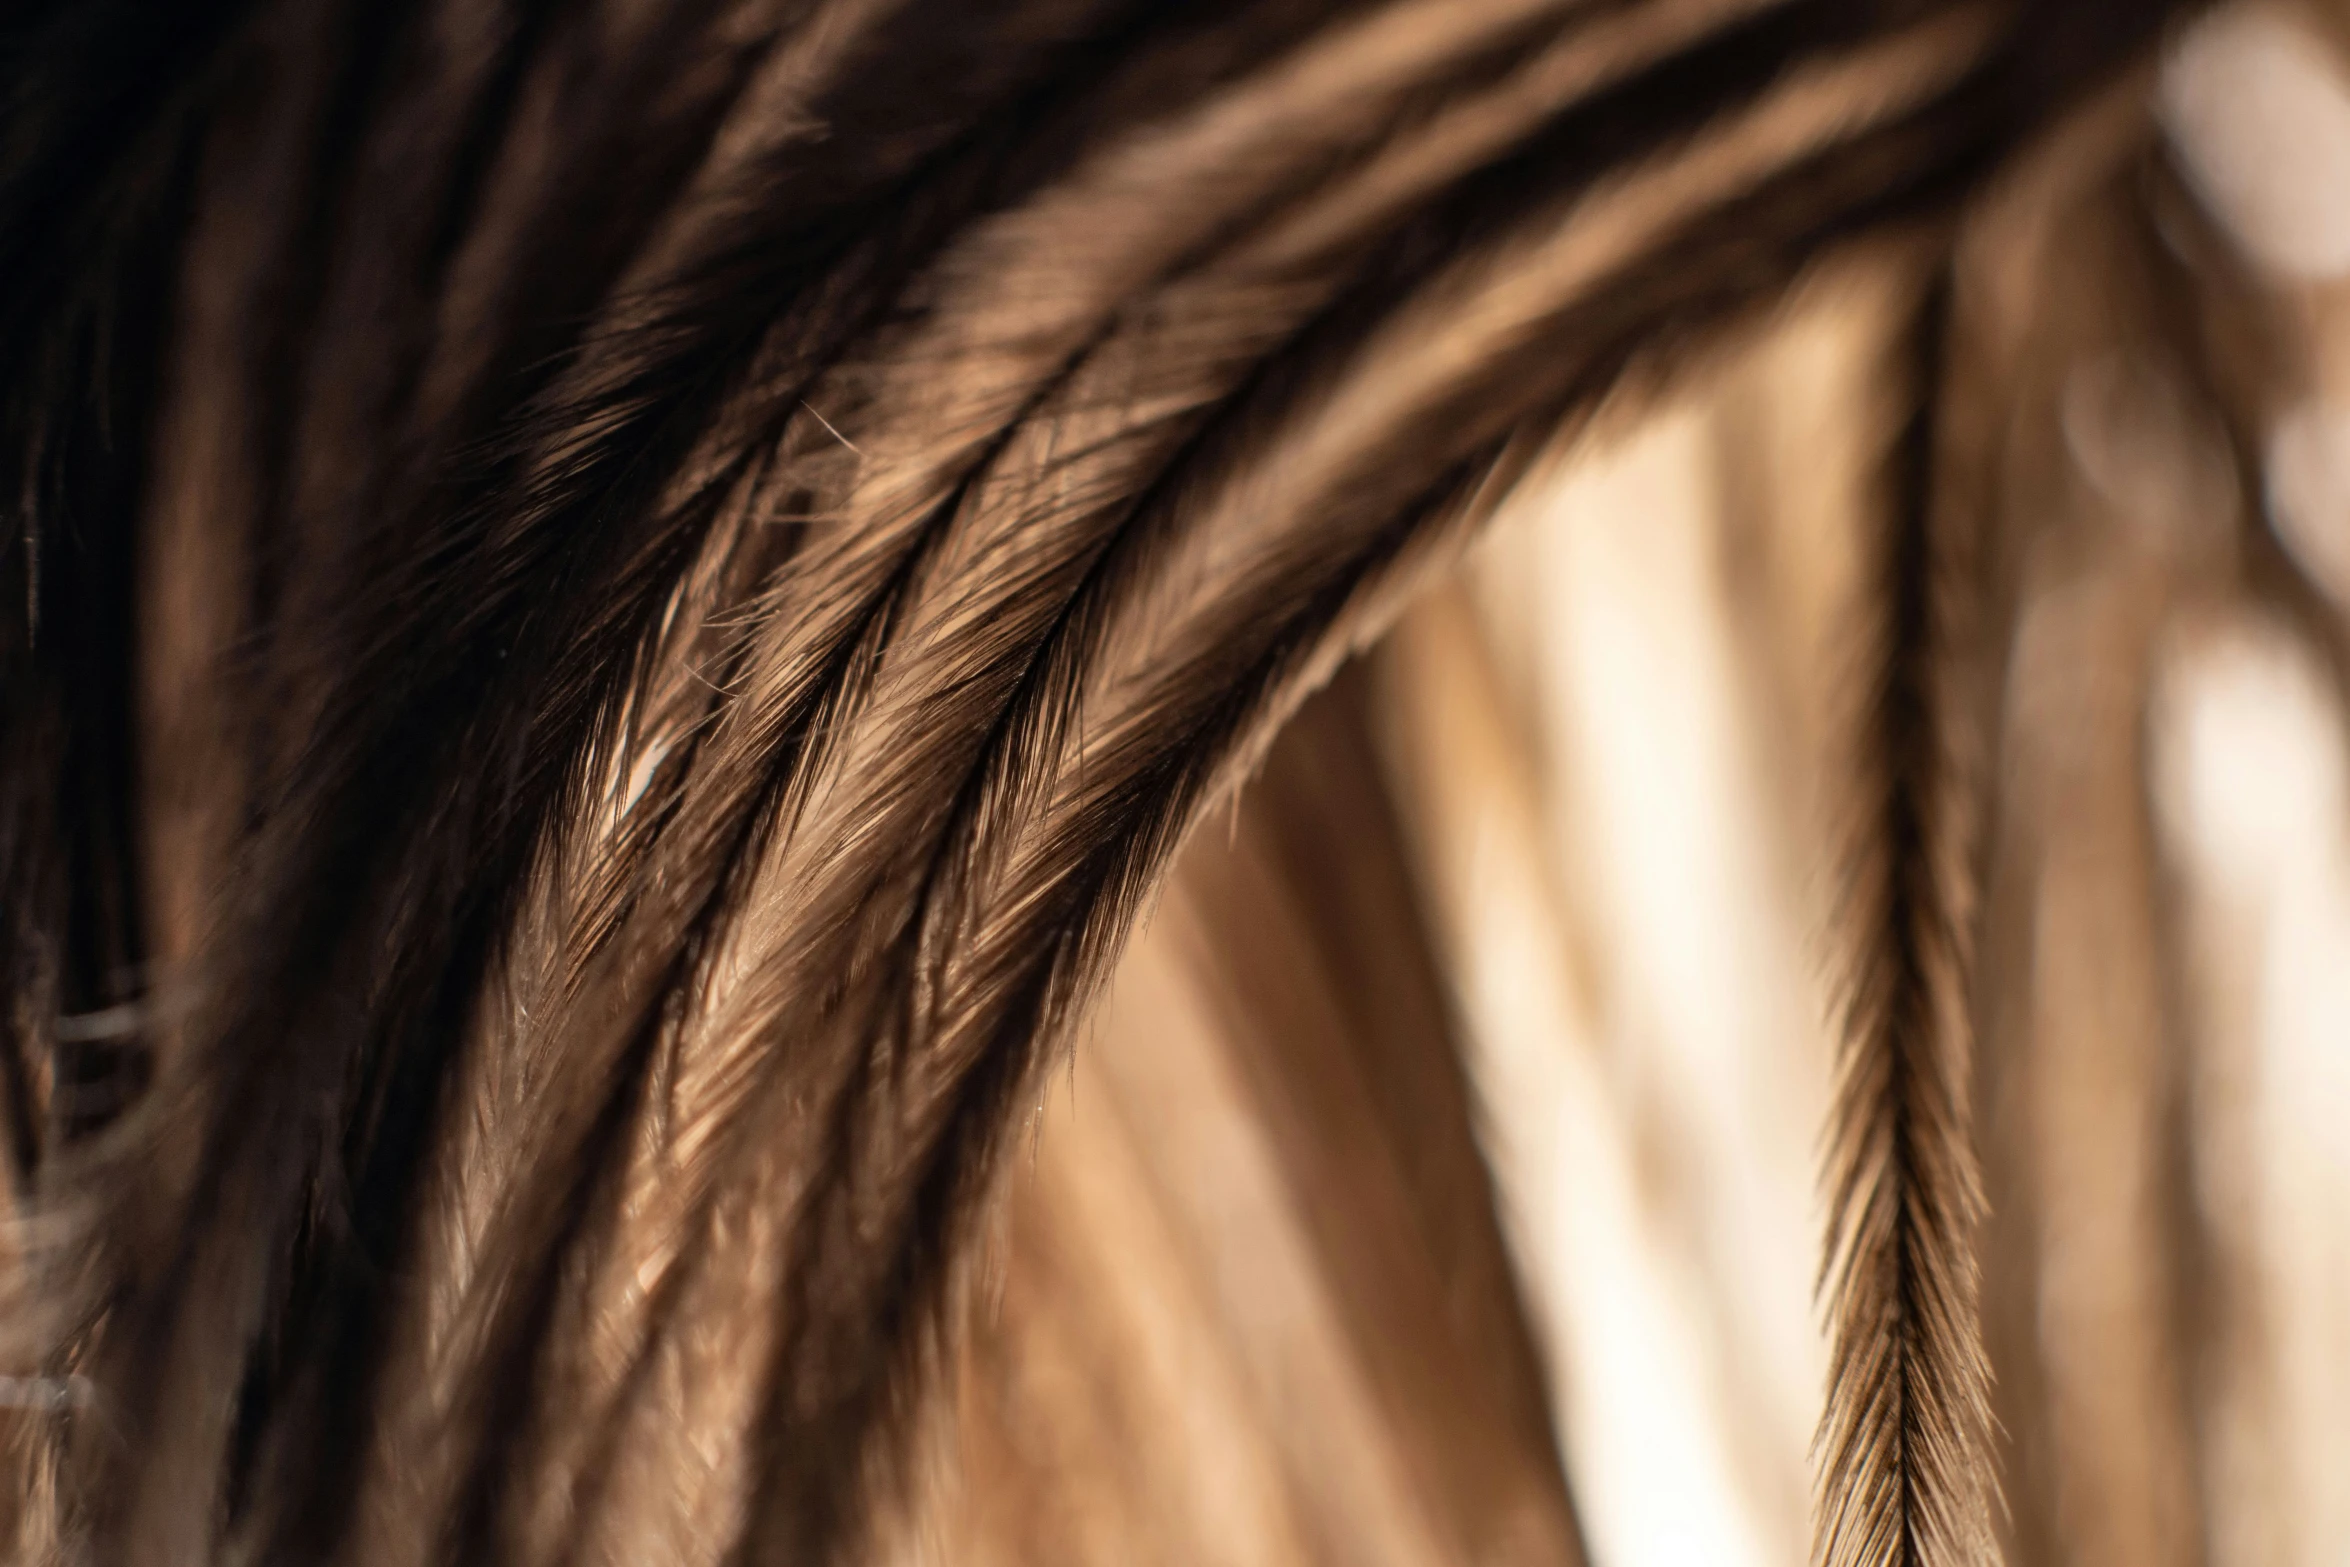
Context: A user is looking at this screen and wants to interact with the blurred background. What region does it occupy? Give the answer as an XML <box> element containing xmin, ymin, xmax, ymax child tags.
<box><xmin>877</xmin><ymin>6</ymin><xmax>2350</xmax><ymax>1563</ymax></box>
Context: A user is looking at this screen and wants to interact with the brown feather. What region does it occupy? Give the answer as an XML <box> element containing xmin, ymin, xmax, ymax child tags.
<box><xmin>0</xmin><ymin>2</ymin><xmax>2199</xmax><ymax>1561</ymax></box>
<box><xmin>1814</xmin><ymin>268</ymin><xmax>1996</xmax><ymax>1567</ymax></box>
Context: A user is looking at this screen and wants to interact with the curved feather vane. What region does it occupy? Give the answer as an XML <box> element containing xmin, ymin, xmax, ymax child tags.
<box><xmin>0</xmin><ymin>1</ymin><xmax>2191</xmax><ymax>1563</ymax></box>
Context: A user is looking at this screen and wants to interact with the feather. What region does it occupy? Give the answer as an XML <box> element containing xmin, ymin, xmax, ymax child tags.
<box><xmin>0</xmin><ymin>2</ymin><xmax>2195</xmax><ymax>1562</ymax></box>
<box><xmin>904</xmin><ymin>665</ymin><xmax>1591</xmax><ymax>1567</ymax></box>
<box><xmin>1813</xmin><ymin>268</ymin><xmax>1995</xmax><ymax>1567</ymax></box>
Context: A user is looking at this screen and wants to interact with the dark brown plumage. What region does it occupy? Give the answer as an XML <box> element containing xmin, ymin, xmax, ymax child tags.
<box><xmin>0</xmin><ymin>2</ymin><xmax>2245</xmax><ymax>1563</ymax></box>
